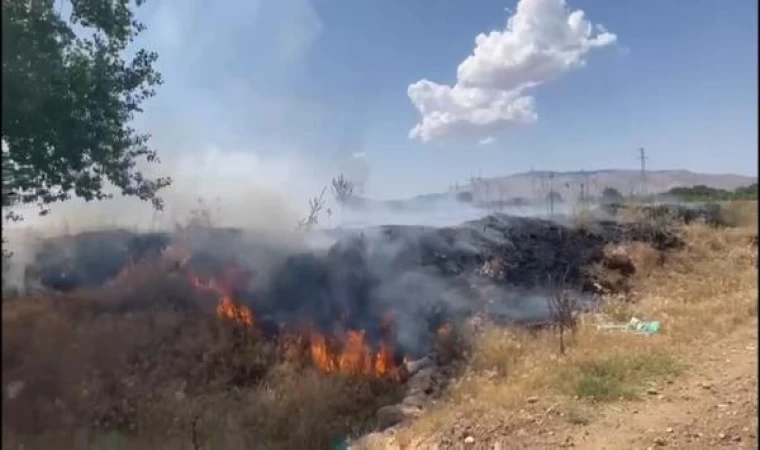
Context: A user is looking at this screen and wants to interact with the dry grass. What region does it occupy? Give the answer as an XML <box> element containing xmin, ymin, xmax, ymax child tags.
<box><xmin>6</xmin><ymin>202</ymin><xmax>757</xmax><ymax>449</ymax></box>
<box><xmin>1</xmin><ymin>264</ymin><xmax>403</xmax><ymax>450</ymax></box>
<box><xmin>720</xmin><ymin>200</ymin><xmax>758</xmax><ymax>228</ymax></box>
<box><xmin>380</xmin><ymin>201</ymin><xmax>757</xmax><ymax>448</ymax></box>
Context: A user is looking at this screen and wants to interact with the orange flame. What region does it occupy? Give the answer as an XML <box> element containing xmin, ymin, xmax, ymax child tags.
<box><xmin>338</xmin><ymin>330</ymin><xmax>372</xmax><ymax>375</ymax></box>
<box><xmin>307</xmin><ymin>329</ymin><xmax>400</xmax><ymax>377</ymax></box>
<box><xmin>374</xmin><ymin>342</ymin><xmax>394</xmax><ymax>376</ymax></box>
<box><xmin>190</xmin><ymin>274</ymin><xmax>255</xmax><ymax>327</ymax></box>
<box><xmin>187</xmin><ymin>265</ymin><xmax>405</xmax><ymax>378</ymax></box>
<box><xmin>309</xmin><ymin>332</ymin><xmax>337</xmax><ymax>373</ymax></box>
<box><xmin>216</xmin><ymin>296</ymin><xmax>254</xmax><ymax>326</ymax></box>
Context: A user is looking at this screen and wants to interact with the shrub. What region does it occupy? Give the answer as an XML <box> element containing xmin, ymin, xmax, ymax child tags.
<box><xmin>571</xmin><ymin>352</ymin><xmax>682</xmax><ymax>401</ymax></box>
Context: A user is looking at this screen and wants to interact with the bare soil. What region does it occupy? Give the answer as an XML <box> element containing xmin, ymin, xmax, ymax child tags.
<box><xmin>552</xmin><ymin>320</ymin><xmax>757</xmax><ymax>450</ymax></box>
<box><xmin>375</xmin><ymin>319</ymin><xmax>757</xmax><ymax>450</ymax></box>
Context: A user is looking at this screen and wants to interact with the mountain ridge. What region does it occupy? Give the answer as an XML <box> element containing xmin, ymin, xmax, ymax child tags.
<box><xmin>409</xmin><ymin>169</ymin><xmax>756</xmax><ymax>204</ymax></box>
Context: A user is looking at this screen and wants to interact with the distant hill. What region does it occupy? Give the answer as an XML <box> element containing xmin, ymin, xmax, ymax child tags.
<box><xmin>350</xmin><ymin>170</ymin><xmax>756</xmax><ymax>210</ymax></box>
<box><xmin>457</xmin><ymin>170</ymin><xmax>757</xmax><ymax>203</ymax></box>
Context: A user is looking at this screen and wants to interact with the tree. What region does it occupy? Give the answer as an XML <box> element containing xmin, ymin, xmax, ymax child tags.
<box><xmin>733</xmin><ymin>183</ymin><xmax>758</xmax><ymax>200</ymax></box>
<box><xmin>455</xmin><ymin>191</ymin><xmax>473</xmax><ymax>203</ymax></box>
<box><xmin>601</xmin><ymin>187</ymin><xmax>624</xmax><ymax>204</ymax></box>
<box><xmin>662</xmin><ymin>184</ymin><xmax>757</xmax><ymax>202</ymax></box>
<box><xmin>546</xmin><ymin>269</ymin><xmax>577</xmax><ymax>356</ymax></box>
<box><xmin>545</xmin><ymin>190</ymin><xmax>563</xmax><ymax>204</ymax></box>
<box><xmin>331</xmin><ymin>174</ymin><xmax>354</xmax><ymax>205</ymax></box>
<box><xmin>2</xmin><ymin>0</ymin><xmax>170</xmax><ymax>216</ymax></box>
<box><xmin>297</xmin><ymin>187</ymin><xmax>327</xmax><ymax>232</ymax></box>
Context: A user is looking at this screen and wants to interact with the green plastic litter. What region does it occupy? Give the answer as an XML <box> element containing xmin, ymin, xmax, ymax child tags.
<box><xmin>628</xmin><ymin>318</ymin><xmax>661</xmax><ymax>334</ymax></box>
<box><xmin>596</xmin><ymin>317</ymin><xmax>662</xmax><ymax>335</ymax></box>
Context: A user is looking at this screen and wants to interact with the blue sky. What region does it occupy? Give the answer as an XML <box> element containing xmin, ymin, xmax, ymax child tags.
<box><xmin>132</xmin><ymin>0</ymin><xmax>757</xmax><ymax>199</ymax></box>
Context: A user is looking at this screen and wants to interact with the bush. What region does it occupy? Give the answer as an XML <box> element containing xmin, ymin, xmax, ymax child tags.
<box><xmin>600</xmin><ymin>187</ymin><xmax>624</xmax><ymax>204</ymax></box>
<box><xmin>662</xmin><ymin>183</ymin><xmax>757</xmax><ymax>203</ymax></box>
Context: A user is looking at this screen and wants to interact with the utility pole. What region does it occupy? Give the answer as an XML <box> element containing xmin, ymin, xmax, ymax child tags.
<box><xmin>588</xmin><ymin>174</ymin><xmax>598</xmax><ymax>198</ymax></box>
<box><xmin>539</xmin><ymin>172</ymin><xmax>547</xmax><ymax>199</ymax></box>
<box><xmin>578</xmin><ymin>170</ymin><xmax>590</xmax><ymax>202</ymax></box>
<box><xmin>548</xmin><ymin>171</ymin><xmax>555</xmax><ymax>216</ymax></box>
<box><xmin>638</xmin><ymin>147</ymin><xmax>648</xmax><ymax>198</ymax></box>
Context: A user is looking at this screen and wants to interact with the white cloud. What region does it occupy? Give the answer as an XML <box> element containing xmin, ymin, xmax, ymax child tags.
<box><xmin>408</xmin><ymin>0</ymin><xmax>616</xmax><ymax>142</ymax></box>
<box><xmin>479</xmin><ymin>136</ymin><xmax>496</xmax><ymax>145</ymax></box>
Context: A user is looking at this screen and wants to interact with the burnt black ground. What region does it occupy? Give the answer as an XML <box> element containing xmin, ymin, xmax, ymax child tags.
<box><xmin>22</xmin><ymin>213</ymin><xmax>684</xmax><ymax>358</ymax></box>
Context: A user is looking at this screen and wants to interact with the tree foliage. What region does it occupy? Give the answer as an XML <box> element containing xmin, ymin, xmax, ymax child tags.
<box><xmin>1</xmin><ymin>0</ymin><xmax>170</xmax><ymax>214</ymax></box>
<box><xmin>297</xmin><ymin>186</ymin><xmax>327</xmax><ymax>232</ymax></box>
<box><xmin>331</xmin><ymin>173</ymin><xmax>354</xmax><ymax>205</ymax></box>
<box><xmin>601</xmin><ymin>187</ymin><xmax>624</xmax><ymax>204</ymax></box>
<box><xmin>545</xmin><ymin>190</ymin><xmax>563</xmax><ymax>204</ymax></box>
<box><xmin>663</xmin><ymin>183</ymin><xmax>757</xmax><ymax>202</ymax></box>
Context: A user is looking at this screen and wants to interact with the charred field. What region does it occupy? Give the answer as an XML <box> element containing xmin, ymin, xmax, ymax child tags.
<box><xmin>2</xmin><ymin>211</ymin><xmax>688</xmax><ymax>449</ymax></box>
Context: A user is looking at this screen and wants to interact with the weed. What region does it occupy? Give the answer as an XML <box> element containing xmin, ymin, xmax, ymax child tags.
<box><xmin>571</xmin><ymin>352</ymin><xmax>682</xmax><ymax>401</ymax></box>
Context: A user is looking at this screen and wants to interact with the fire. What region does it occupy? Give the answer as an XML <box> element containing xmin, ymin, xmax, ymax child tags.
<box><xmin>216</xmin><ymin>296</ymin><xmax>254</xmax><ymax>326</ymax></box>
<box><xmin>309</xmin><ymin>332</ymin><xmax>337</xmax><ymax>373</ymax></box>
<box><xmin>190</xmin><ymin>273</ymin><xmax>255</xmax><ymax>327</ymax></box>
<box><xmin>338</xmin><ymin>330</ymin><xmax>373</xmax><ymax>374</ymax></box>
<box><xmin>374</xmin><ymin>342</ymin><xmax>394</xmax><ymax>376</ymax></box>
<box><xmin>185</xmin><ymin>262</ymin><xmax>402</xmax><ymax>378</ymax></box>
<box><xmin>307</xmin><ymin>329</ymin><xmax>399</xmax><ymax>377</ymax></box>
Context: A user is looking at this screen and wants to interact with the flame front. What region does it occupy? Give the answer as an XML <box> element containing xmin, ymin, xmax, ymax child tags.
<box><xmin>185</xmin><ymin>264</ymin><xmax>402</xmax><ymax>378</ymax></box>
<box><xmin>338</xmin><ymin>330</ymin><xmax>373</xmax><ymax>375</ymax></box>
<box><xmin>307</xmin><ymin>329</ymin><xmax>398</xmax><ymax>377</ymax></box>
<box><xmin>191</xmin><ymin>274</ymin><xmax>255</xmax><ymax>327</ymax></box>
<box><xmin>216</xmin><ymin>296</ymin><xmax>254</xmax><ymax>326</ymax></box>
<box><xmin>309</xmin><ymin>332</ymin><xmax>337</xmax><ymax>373</ymax></box>
<box><xmin>374</xmin><ymin>342</ymin><xmax>394</xmax><ymax>376</ymax></box>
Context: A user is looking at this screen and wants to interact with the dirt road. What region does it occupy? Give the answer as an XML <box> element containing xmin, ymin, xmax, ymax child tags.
<box><xmin>559</xmin><ymin>320</ymin><xmax>758</xmax><ymax>450</ymax></box>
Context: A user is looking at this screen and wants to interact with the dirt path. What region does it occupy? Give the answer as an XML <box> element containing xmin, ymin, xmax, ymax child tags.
<box><xmin>559</xmin><ymin>320</ymin><xmax>758</xmax><ymax>450</ymax></box>
<box><xmin>357</xmin><ymin>320</ymin><xmax>757</xmax><ymax>450</ymax></box>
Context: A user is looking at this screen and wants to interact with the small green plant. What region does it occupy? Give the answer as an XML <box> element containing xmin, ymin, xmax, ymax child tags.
<box><xmin>572</xmin><ymin>352</ymin><xmax>682</xmax><ymax>401</ymax></box>
<box><xmin>574</xmin><ymin>365</ymin><xmax>636</xmax><ymax>401</ymax></box>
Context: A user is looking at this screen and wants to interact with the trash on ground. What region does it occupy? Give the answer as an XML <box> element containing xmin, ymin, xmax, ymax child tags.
<box><xmin>596</xmin><ymin>316</ymin><xmax>661</xmax><ymax>335</ymax></box>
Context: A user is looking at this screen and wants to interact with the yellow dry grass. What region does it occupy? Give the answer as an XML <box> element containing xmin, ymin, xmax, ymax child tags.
<box><xmin>373</xmin><ymin>201</ymin><xmax>758</xmax><ymax>448</ymax></box>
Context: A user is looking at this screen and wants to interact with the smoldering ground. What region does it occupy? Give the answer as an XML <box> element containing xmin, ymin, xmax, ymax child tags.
<box><xmin>8</xmin><ymin>199</ymin><xmax>685</xmax><ymax>360</ymax></box>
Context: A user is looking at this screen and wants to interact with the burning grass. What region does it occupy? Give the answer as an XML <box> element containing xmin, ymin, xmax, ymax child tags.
<box><xmin>1</xmin><ymin>262</ymin><xmax>406</xmax><ymax>450</ymax></box>
<box><xmin>5</xmin><ymin>202</ymin><xmax>756</xmax><ymax>448</ymax></box>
